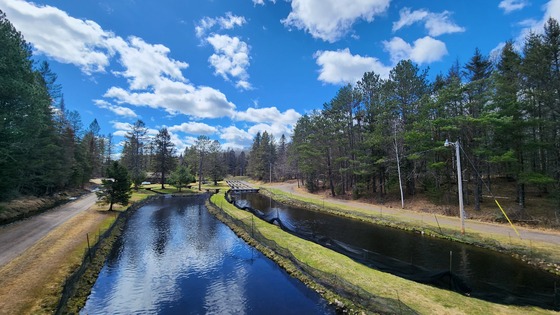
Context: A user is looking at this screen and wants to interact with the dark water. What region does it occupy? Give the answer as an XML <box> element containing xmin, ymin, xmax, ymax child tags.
<box><xmin>235</xmin><ymin>192</ymin><xmax>560</xmax><ymax>310</ymax></box>
<box><xmin>81</xmin><ymin>195</ymin><xmax>334</xmax><ymax>315</ymax></box>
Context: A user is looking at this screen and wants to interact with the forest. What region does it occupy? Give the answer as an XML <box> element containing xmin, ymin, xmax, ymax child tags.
<box><xmin>2</xmin><ymin>10</ymin><xmax>560</xmax><ymax>220</ymax></box>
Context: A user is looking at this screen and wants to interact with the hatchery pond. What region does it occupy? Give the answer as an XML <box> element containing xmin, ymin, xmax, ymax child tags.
<box><xmin>81</xmin><ymin>195</ymin><xmax>334</xmax><ymax>314</ymax></box>
<box><xmin>232</xmin><ymin>192</ymin><xmax>559</xmax><ymax>311</ymax></box>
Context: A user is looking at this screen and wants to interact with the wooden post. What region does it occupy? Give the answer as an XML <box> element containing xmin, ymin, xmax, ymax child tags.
<box><xmin>86</xmin><ymin>233</ymin><xmax>92</xmax><ymax>263</ymax></box>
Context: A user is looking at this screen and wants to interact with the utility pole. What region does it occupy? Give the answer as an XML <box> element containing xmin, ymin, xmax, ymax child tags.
<box><xmin>445</xmin><ymin>139</ymin><xmax>465</xmax><ymax>234</ymax></box>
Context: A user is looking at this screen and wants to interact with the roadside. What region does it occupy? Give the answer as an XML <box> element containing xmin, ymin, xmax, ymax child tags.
<box><xmin>0</xmin><ymin>193</ymin><xmax>98</xmax><ymax>267</ymax></box>
<box><xmin>0</xmin><ymin>195</ymin><xmax>112</xmax><ymax>314</ymax></box>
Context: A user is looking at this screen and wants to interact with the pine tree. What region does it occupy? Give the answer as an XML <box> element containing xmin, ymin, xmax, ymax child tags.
<box><xmin>153</xmin><ymin>128</ymin><xmax>176</xmax><ymax>189</ymax></box>
<box><xmin>96</xmin><ymin>161</ymin><xmax>131</xmax><ymax>211</ymax></box>
<box><xmin>169</xmin><ymin>164</ymin><xmax>194</xmax><ymax>191</ymax></box>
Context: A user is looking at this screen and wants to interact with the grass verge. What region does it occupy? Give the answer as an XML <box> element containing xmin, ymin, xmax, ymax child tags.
<box><xmin>261</xmin><ymin>187</ymin><xmax>560</xmax><ymax>276</ymax></box>
<box><xmin>210</xmin><ymin>191</ymin><xmax>556</xmax><ymax>314</ymax></box>
<box><xmin>55</xmin><ymin>191</ymin><xmax>157</xmax><ymax>314</ymax></box>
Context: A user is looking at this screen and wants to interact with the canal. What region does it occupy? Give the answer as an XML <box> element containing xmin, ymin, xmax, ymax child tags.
<box><xmin>232</xmin><ymin>192</ymin><xmax>560</xmax><ymax>310</ymax></box>
<box><xmin>81</xmin><ymin>195</ymin><xmax>334</xmax><ymax>314</ymax></box>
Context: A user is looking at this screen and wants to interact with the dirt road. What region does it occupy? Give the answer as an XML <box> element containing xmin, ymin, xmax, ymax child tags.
<box><xmin>0</xmin><ymin>192</ymin><xmax>111</xmax><ymax>314</ymax></box>
<box><xmin>264</xmin><ymin>182</ymin><xmax>560</xmax><ymax>245</ymax></box>
<box><xmin>0</xmin><ymin>193</ymin><xmax>98</xmax><ymax>267</ymax></box>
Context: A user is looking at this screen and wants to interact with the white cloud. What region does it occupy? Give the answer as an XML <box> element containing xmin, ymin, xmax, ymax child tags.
<box><xmin>2</xmin><ymin>0</ymin><xmax>240</xmax><ymax>120</ymax></box>
<box><xmin>94</xmin><ymin>100</ymin><xmax>138</xmax><ymax>118</ymax></box>
<box><xmin>235</xmin><ymin>107</ymin><xmax>301</xmax><ymax>125</ymax></box>
<box><xmin>104</xmin><ymin>80</ymin><xmax>237</xmax><ymax>119</ymax></box>
<box><xmin>252</xmin><ymin>0</ymin><xmax>276</xmax><ymax>5</ymax></box>
<box><xmin>195</xmin><ymin>12</ymin><xmax>247</xmax><ymax>38</ymax></box>
<box><xmin>220</xmin><ymin>107</ymin><xmax>301</xmax><ymax>149</ymax></box>
<box><xmin>393</xmin><ymin>8</ymin><xmax>465</xmax><ymax>37</ymax></box>
<box><xmin>1</xmin><ymin>0</ymin><xmax>112</xmax><ymax>73</ymax></box>
<box><xmin>112</xmin><ymin>121</ymin><xmax>133</xmax><ymax>131</ymax></box>
<box><xmin>207</xmin><ymin>34</ymin><xmax>252</xmax><ymax>90</ymax></box>
<box><xmin>512</xmin><ymin>0</ymin><xmax>560</xmax><ymax>48</ymax></box>
<box><xmin>167</xmin><ymin>122</ymin><xmax>218</xmax><ymax>135</ymax></box>
<box><xmin>108</xmin><ymin>36</ymin><xmax>188</xmax><ymax>90</ymax></box>
<box><xmin>282</xmin><ymin>0</ymin><xmax>390</xmax><ymax>42</ymax></box>
<box><xmin>384</xmin><ymin>36</ymin><xmax>448</xmax><ymax>64</ymax></box>
<box><xmin>499</xmin><ymin>0</ymin><xmax>529</xmax><ymax>14</ymax></box>
<box><xmin>314</xmin><ymin>48</ymin><xmax>391</xmax><ymax>84</ymax></box>
<box><xmin>220</xmin><ymin>125</ymin><xmax>253</xmax><ymax>143</ymax></box>
<box><xmin>247</xmin><ymin>123</ymin><xmax>292</xmax><ymax>141</ymax></box>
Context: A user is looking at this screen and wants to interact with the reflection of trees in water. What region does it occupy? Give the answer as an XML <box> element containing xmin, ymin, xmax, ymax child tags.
<box><xmin>237</xmin><ymin>193</ymin><xmax>560</xmax><ymax>309</ymax></box>
<box><xmin>83</xmin><ymin>195</ymin><xmax>333</xmax><ymax>315</ymax></box>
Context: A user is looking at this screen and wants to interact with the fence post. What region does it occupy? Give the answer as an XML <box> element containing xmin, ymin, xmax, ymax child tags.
<box><xmin>86</xmin><ymin>233</ymin><xmax>92</xmax><ymax>263</ymax></box>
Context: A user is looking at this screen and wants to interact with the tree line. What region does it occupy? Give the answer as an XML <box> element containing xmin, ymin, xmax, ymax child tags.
<box><xmin>1</xmin><ymin>11</ymin><xmax>110</xmax><ymax>202</ymax></box>
<box><xmin>4</xmin><ymin>8</ymin><xmax>560</xmax><ymax>221</ymax></box>
<box><xmin>258</xmin><ymin>18</ymin><xmax>560</xmax><ymax>218</ymax></box>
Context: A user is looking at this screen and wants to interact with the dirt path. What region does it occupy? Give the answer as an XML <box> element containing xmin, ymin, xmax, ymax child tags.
<box><xmin>264</xmin><ymin>182</ymin><xmax>560</xmax><ymax>245</ymax></box>
<box><xmin>0</xmin><ymin>193</ymin><xmax>98</xmax><ymax>267</ymax></box>
<box><xmin>0</xmin><ymin>193</ymin><xmax>108</xmax><ymax>314</ymax></box>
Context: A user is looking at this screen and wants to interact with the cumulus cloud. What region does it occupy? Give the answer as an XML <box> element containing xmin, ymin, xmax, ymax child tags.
<box><xmin>282</xmin><ymin>0</ymin><xmax>390</xmax><ymax>42</ymax></box>
<box><xmin>167</xmin><ymin>122</ymin><xmax>218</xmax><ymax>135</ymax></box>
<box><xmin>1</xmin><ymin>0</ymin><xmax>112</xmax><ymax>73</ymax></box>
<box><xmin>499</xmin><ymin>0</ymin><xmax>529</xmax><ymax>14</ymax></box>
<box><xmin>314</xmin><ymin>48</ymin><xmax>391</xmax><ymax>84</ymax></box>
<box><xmin>384</xmin><ymin>36</ymin><xmax>448</xmax><ymax>64</ymax></box>
<box><xmin>104</xmin><ymin>80</ymin><xmax>237</xmax><ymax>118</ymax></box>
<box><xmin>107</xmin><ymin>36</ymin><xmax>188</xmax><ymax>90</ymax></box>
<box><xmin>515</xmin><ymin>0</ymin><xmax>560</xmax><ymax>43</ymax></box>
<box><xmin>220</xmin><ymin>125</ymin><xmax>254</xmax><ymax>148</ymax></box>
<box><xmin>195</xmin><ymin>12</ymin><xmax>247</xmax><ymax>38</ymax></box>
<box><xmin>252</xmin><ymin>0</ymin><xmax>276</xmax><ymax>5</ymax></box>
<box><xmin>2</xmin><ymin>0</ymin><xmax>240</xmax><ymax>120</ymax></box>
<box><xmin>393</xmin><ymin>7</ymin><xmax>465</xmax><ymax>37</ymax></box>
<box><xmin>207</xmin><ymin>34</ymin><xmax>252</xmax><ymax>90</ymax></box>
<box><xmin>235</xmin><ymin>107</ymin><xmax>301</xmax><ymax>125</ymax></box>
<box><xmin>94</xmin><ymin>100</ymin><xmax>138</xmax><ymax>118</ymax></box>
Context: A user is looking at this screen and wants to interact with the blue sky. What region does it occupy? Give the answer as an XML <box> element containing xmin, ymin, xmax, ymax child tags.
<box><xmin>1</xmin><ymin>0</ymin><xmax>559</xmax><ymax>154</ymax></box>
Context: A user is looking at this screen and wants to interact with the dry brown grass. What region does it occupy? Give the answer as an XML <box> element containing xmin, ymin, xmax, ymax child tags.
<box><xmin>0</xmin><ymin>208</ymin><xmax>113</xmax><ymax>314</ymax></box>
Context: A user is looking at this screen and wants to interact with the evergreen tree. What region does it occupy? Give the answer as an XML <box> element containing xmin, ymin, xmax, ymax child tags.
<box><xmin>122</xmin><ymin>120</ymin><xmax>148</xmax><ymax>189</ymax></box>
<box><xmin>169</xmin><ymin>164</ymin><xmax>194</xmax><ymax>191</ymax></box>
<box><xmin>96</xmin><ymin>161</ymin><xmax>131</xmax><ymax>211</ymax></box>
<box><xmin>190</xmin><ymin>135</ymin><xmax>212</xmax><ymax>191</ymax></box>
<box><xmin>206</xmin><ymin>140</ymin><xmax>225</xmax><ymax>185</ymax></box>
<box><xmin>153</xmin><ymin>128</ymin><xmax>176</xmax><ymax>189</ymax></box>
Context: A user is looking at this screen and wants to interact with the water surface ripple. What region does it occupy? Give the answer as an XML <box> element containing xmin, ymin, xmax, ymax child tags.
<box><xmin>81</xmin><ymin>195</ymin><xmax>333</xmax><ymax>315</ymax></box>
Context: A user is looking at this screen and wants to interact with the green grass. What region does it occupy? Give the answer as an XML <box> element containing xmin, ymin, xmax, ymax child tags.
<box><xmin>260</xmin><ymin>187</ymin><xmax>560</xmax><ymax>276</ymax></box>
<box><xmin>210</xmin><ymin>192</ymin><xmax>556</xmax><ymax>314</ymax></box>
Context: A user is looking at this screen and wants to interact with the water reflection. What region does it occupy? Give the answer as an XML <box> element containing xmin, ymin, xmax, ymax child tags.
<box><xmin>236</xmin><ymin>192</ymin><xmax>560</xmax><ymax>310</ymax></box>
<box><xmin>82</xmin><ymin>195</ymin><xmax>333</xmax><ymax>314</ymax></box>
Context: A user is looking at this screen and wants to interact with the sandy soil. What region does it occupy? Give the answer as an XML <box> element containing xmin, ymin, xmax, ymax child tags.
<box><xmin>0</xmin><ymin>193</ymin><xmax>109</xmax><ymax>314</ymax></box>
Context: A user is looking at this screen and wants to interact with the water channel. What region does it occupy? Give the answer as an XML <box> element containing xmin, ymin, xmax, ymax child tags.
<box><xmin>81</xmin><ymin>195</ymin><xmax>334</xmax><ymax>314</ymax></box>
<box><xmin>233</xmin><ymin>192</ymin><xmax>560</xmax><ymax>311</ymax></box>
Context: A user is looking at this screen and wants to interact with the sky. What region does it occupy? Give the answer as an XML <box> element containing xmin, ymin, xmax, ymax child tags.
<box><xmin>1</xmin><ymin>0</ymin><xmax>559</xmax><ymax>155</ymax></box>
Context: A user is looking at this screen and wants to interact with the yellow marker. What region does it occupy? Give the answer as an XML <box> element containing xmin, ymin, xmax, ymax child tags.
<box><xmin>494</xmin><ymin>199</ymin><xmax>521</xmax><ymax>238</ymax></box>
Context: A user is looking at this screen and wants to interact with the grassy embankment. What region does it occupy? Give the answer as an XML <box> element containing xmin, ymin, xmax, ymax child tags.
<box><xmin>209</xmin><ymin>191</ymin><xmax>556</xmax><ymax>315</ymax></box>
<box><xmin>60</xmin><ymin>189</ymin><xmax>158</xmax><ymax>313</ymax></box>
<box><xmin>63</xmin><ymin>182</ymin><xmax>227</xmax><ymax>312</ymax></box>
<box><xmin>260</xmin><ymin>186</ymin><xmax>560</xmax><ymax>276</ymax></box>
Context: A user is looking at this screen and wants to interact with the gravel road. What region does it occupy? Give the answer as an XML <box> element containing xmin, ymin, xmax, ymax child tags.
<box><xmin>0</xmin><ymin>192</ymin><xmax>98</xmax><ymax>267</ymax></box>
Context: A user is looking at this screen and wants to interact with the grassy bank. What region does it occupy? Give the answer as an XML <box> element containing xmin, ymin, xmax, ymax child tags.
<box><xmin>55</xmin><ymin>190</ymin><xmax>157</xmax><ymax>314</ymax></box>
<box><xmin>261</xmin><ymin>187</ymin><xmax>560</xmax><ymax>276</ymax></box>
<box><xmin>210</xmin><ymin>191</ymin><xmax>556</xmax><ymax>314</ymax></box>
